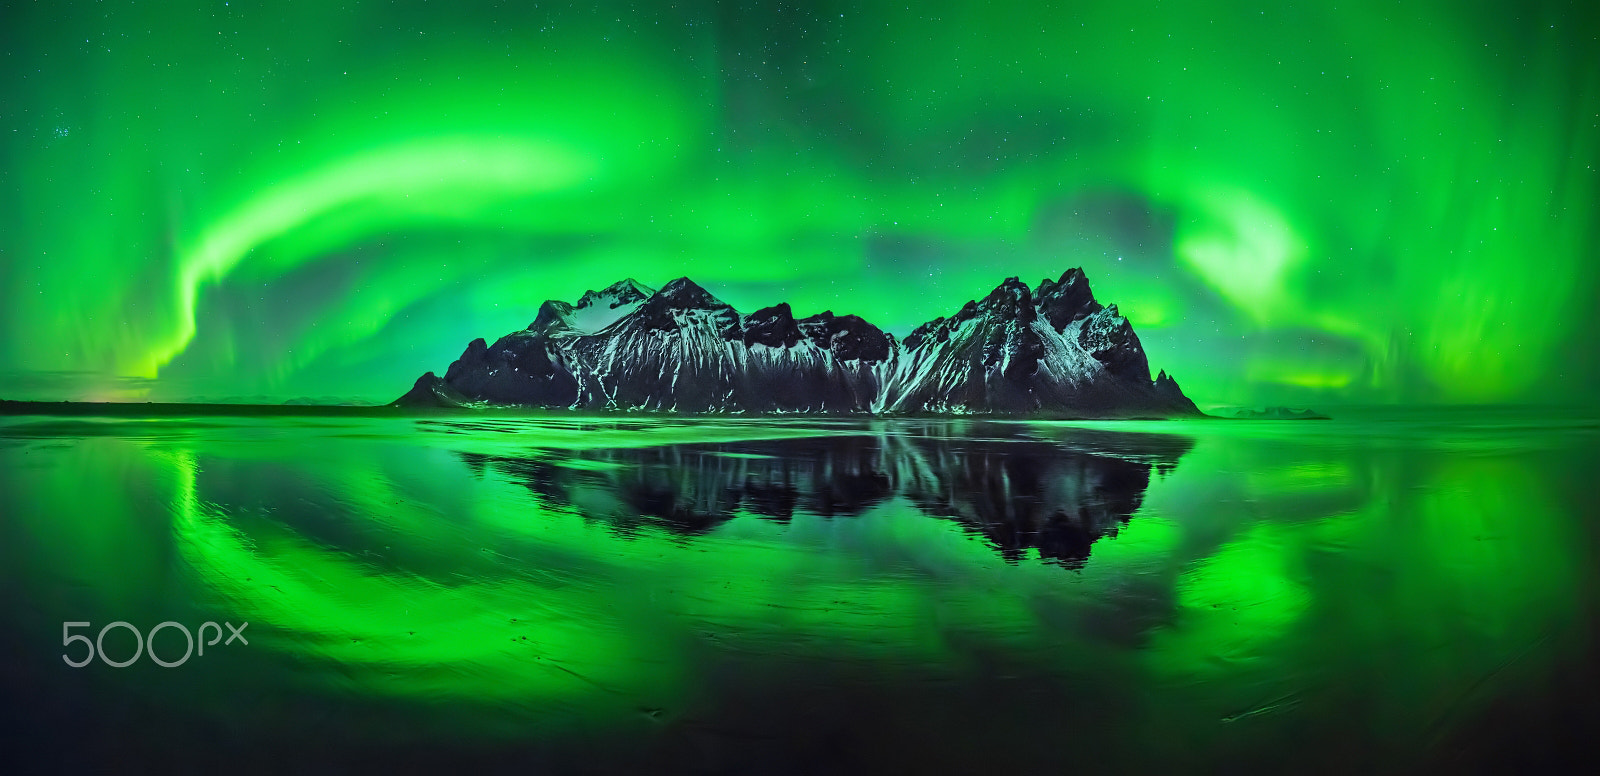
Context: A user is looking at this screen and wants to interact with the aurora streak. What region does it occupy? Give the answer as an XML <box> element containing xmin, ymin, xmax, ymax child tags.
<box><xmin>2</xmin><ymin>0</ymin><xmax>1596</xmax><ymax>407</ymax></box>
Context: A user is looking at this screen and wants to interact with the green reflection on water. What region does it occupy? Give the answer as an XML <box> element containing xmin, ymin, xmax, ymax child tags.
<box><xmin>1</xmin><ymin>410</ymin><xmax>1596</xmax><ymax>768</ymax></box>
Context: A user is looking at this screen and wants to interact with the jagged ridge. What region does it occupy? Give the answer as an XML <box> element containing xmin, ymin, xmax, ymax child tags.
<box><xmin>394</xmin><ymin>269</ymin><xmax>1201</xmax><ymax>418</ymax></box>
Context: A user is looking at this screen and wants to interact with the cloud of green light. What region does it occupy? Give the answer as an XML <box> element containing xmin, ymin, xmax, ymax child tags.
<box><xmin>2</xmin><ymin>0</ymin><xmax>1595</xmax><ymax>405</ymax></box>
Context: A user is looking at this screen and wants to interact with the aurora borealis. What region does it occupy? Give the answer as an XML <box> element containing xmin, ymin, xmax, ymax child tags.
<box><xmin>2</xmin><ymin>0</ymin><xmax>1597</xmax><ymax>407</ymax></box>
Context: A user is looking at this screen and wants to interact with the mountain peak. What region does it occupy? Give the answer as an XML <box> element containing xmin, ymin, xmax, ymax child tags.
<box><xmin>529</xmin><ymin>299</ymin><xmax>577</xmax><ymax>333</ymax></box>
<box><xmin>984</xmin><ymin>276</ymin><xmax>1033</xmax><ymax>305</ymax></box>
<box><xmin>796</xmin><ymin>310</ymin><xmax>891</xmax><ymax>361</ymax></box>
<box><xmin>965</xmin><ymin>276</ymin><xmax>1036</xmax><ymax>326</ymax></box>
<box><xmin>1037</xmin><ymin>266</ymin><xmax>1102</xmax><ymax>331</ymax></box>
<box><xmin>740</xmin><ymin>303</ymin><xmax>803</xmax><ymax>348</ymax></box>
<box><xmin>576</xmin><ymin>278</ymin><xmax>655</xmax><ymax>310</ymax></box>
<box><xmin>597</xmin><ymin>277</ymin><xmax>653</xmax><ymax>301</ymax></box>
<box><xmin>652</xmin><ymin>277</ymin><xmax>728</xmax><ymax>310</ymax></box>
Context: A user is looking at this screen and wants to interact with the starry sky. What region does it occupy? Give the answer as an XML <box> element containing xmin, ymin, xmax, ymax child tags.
<box><xmin>2</xmin><ymin>0</ymin><xmax>1596</xmax><ymax>407</ymax></box>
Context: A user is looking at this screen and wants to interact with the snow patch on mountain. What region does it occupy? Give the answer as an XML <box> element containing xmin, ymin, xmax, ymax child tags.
<box><xmin>568</xmin><ymin>278</ymin><xmax>655</xmax><ymax>334</ymax></box>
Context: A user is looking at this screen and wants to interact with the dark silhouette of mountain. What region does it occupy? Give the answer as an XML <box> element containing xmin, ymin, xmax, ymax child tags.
<box><xmin>454</xmin><ymin>421</ymin><xmax>1195</xmax><ymax>569</ymax></box>
<box><xmin>396</xmin><ymin>269</ymin><xmax>1200</xmax><ymax>418</ymax></box>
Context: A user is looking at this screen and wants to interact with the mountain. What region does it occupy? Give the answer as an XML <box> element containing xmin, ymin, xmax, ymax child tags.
<box><xmin>394</xmin><ymin>269</ymin><xmax>1201</xmax><ymax>417</ymax></box>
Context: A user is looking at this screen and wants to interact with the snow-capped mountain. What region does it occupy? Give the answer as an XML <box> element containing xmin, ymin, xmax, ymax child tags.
<box><xmin>394</xmin><ymin>269</ymin><xmax>1201</xmax><ymax>417</ymax></box>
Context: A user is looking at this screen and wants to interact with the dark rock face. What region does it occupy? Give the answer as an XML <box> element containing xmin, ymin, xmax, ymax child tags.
<box><xmin>1036</xmin><ymin>267</ymin><xmax>1103</xmax><ymax>331</ymax></box>
<box><xmin>429</xmin><ymin>331</ymin><xmax>581</xmax><ymax>407</ymax></box>
<box><xmin>740</xmin><ymin>304</ymin><xmax>804</xmax><ymax>349</ymax></box>
<box><xmin>394</xmin><ymin>371</ymin><xmax>471</xmax><ymax>407</ymax></box>
<box><xmin>529</xmin><ymin>301</ymin><xmax>576</xmax><ymax>335</ymax></box>
<box><xmin>1077</xmin><ymin>305</ymin><xmax>1147</xmax><ymax>379</ymax></box>
<box><xmin>633</xmin><ymin>277</ymin><xmax>739</xmax><ymax>333</ymax></box>
<box><xmin>797</xmin><ymin>311</ymin><xmax>892</xmax><ymax>362</ymax></box>
<box><xmin>395</xmin><ymin>269</ymin><xmax>1201</xmax><ymax>417</ymax></box>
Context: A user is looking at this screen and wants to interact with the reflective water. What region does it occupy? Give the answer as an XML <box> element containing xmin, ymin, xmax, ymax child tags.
<box><xmin>1</xmin><ymin>408</ymin><xmax>1597</xmax><ymax>773</ymax></box>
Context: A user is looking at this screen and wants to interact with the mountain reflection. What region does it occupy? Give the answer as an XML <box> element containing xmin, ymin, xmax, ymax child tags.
<box><xmin>458</xmin><ymin>422</ymin><xmax>1194</xmax><ymax>568</ymax></box>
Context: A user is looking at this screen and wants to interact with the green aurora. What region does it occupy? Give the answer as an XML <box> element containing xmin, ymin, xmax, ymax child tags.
<box><xmin>2</xmin><ymin>0</ymin><xmax>1597</xmax><ymax>407</ymax></box>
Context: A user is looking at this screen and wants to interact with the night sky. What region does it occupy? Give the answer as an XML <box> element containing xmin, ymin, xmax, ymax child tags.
<box><xmin>2</xmin><ymin>0</ymin><xmax>1596</xmax><ymax>407</ymax></box>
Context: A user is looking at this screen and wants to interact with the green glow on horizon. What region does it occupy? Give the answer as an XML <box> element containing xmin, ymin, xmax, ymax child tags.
<box><xmin>2</xmin><ymin>0</ymin><xmax>1596</xmax><ymax>406</ymax></box>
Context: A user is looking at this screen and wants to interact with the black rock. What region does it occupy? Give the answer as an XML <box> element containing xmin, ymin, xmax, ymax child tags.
<box><xmin>1037</xmin><ymin>267</ymin><xmax>1103</xmax><ymax>332</ymax></box>
<box><xmin>796</xmin><ymin>311</ymin><xmax>892</xmax><ymax>362</ymax></box>
<box><xmin>741</xmin><ymin>303</ymin><xmax>805</xmax><ymax>349</ymax></box>
<box><xmin>528</xmin><ymin>301</ymin><xmax>576</xmax><ymax>334</ymax></box>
